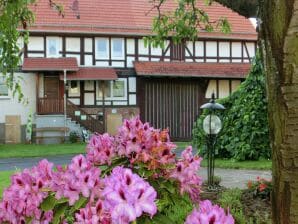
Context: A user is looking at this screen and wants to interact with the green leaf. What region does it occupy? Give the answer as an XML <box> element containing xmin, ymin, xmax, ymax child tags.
<box><xmin>70</xmin><ymin>196</ymin><xmax>88</xmax><ymax>213</ymax></box>
<box><xmin>152</xmin><ymin>213</ymin><xmax>175</xmax><ymax>224</ymax></box>
<box><xmin>40</xmin><ymin>194</ymin><xmax>57</xmax><ymax>211</ymax></box>
<box><xmin>52</xmin><ymin>203</ymin><xmax>68</xmax><ymax>224</ymax></box>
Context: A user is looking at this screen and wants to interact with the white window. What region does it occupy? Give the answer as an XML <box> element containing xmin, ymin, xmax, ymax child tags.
<box><xmin>0</xmin><ymin>77</ymin><xmax>9</xmax><ymax>97</ymax></box>
<box><xmin>112</xmin><ymin>38</ymin><xmax>124</xmax><ymax>59</ymax></box>
<box><xmin>96</xmin><ymin>38</ymin><xmax>109</xmax><ymax>59</ymax></box>
<box><xmin>47</xmin><ymin>37</ymin><xmax>60</xmax><ymax>57</ymax></box>
<box><xmin>97</xmin><ymin>78</ymin><xmax>127</xmax><ymax>100</ymax></box>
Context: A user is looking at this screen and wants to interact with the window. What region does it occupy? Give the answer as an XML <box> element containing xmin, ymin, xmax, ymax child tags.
<box><xmin>97</xmin><ymin>78</ymin><xmax>127</xmax><ymax>100</ymax></box>
<box><xmin>96</xmin><ymin>38</ymin><xmax>109</xmax><ymax>59</ymax></box>
<box><xmin>47</xmin><ymin>37</ymin><xmax>60</xmax><ymax>57</ymax></box>
<box><xmin>0</xmin><ymin>77</ymin><xmax>8</xmax><ymax>97</ymax></box>
<box><xmin>68</xmin><ymin>81</ymin><xmax>80</xmax><ymax>96</ymax></box>
<box><xmin>112</xmin><ymin>38</ymin><xmax>124</xmax><ymax>58</ymax></box>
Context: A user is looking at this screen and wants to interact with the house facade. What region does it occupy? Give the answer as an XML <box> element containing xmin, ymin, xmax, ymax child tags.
<box><xmin>0</xmin><ymin>0</ymin><xmax>257</xmax><ymax>143</ymax></box>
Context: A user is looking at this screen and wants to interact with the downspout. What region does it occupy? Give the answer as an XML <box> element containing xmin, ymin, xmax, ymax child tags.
<box><xmin>63</xmin><ymin>69</ymin><xmax>67</xmax><ymax>142</ymax></box>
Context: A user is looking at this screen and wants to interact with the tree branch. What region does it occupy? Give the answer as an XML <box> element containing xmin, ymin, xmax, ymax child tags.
<box><xmin>214</xmin><ymin>0</ymin><xmax>258</xmax><ymax>18</ymax></box>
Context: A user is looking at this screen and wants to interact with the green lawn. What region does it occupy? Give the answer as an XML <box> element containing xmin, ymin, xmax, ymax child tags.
<box><xmin>0</xmin><ymin>170</ymin><xmax>15</xmax><ymax>196</ymax></box>
<box><xmin>201</xmin><ymin>158</ymin><xmax>272</xmax><ymax>170</ymax></box>
<box><xmin>0</xmin><ymin>143</ymin><xmax>86</xmax><ymax>158</ymax></box>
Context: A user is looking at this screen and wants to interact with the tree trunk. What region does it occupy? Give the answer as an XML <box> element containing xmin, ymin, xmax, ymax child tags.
<box><xmin>260</xmin><ymin>0</ymin><xmax>298</xmax><ymax>223</ymax></box>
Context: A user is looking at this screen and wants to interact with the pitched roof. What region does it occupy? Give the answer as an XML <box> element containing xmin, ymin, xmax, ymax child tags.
<box><xmin>26</xmin><ymin>0</ymin><xmax>257</xmax><ymax>40</ymax></box>
<box><xmin>134</xmin><ymin>61</ymin><xmax>251</xmax><ymax>78</ymax></box>
<box><xmin>22</xmin><ymin>57</ymin><xmax>78</xmax><ymax>71</ymax></box>
<box><xmin>59</xmin><ymin>67</ymin><xmax>118</xmax><ymax>80</ymax></box>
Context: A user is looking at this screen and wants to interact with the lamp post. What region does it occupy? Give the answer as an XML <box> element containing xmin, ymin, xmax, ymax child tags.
<box><xmin>200</xmin><ymin>93</ymin><xmax>225</xmax><ymax>189</ymax></box>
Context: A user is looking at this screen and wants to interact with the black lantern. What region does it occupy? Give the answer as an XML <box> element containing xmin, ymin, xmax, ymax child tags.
<box><xmin>200</xmin><ymin>93</ymin><xmax>225</xmax><ymax>188</ymax></box>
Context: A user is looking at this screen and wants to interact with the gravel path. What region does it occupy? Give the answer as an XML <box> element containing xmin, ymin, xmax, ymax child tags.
<box><xmin>0</xmin><ymin>155</ymin><xmax>271</xmax><ymax>189</ymax></box>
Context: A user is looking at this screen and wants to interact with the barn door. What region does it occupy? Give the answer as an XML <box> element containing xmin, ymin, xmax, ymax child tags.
<box><xmin>142</xmin><ymin>78</ymin><xmax>205</xmax><ymax>141</ymax></box>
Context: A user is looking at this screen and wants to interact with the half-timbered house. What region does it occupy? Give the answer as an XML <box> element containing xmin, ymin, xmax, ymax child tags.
<box><xmin>0</xmin><ymin>0</ymin><xmax>257</xmax><ymax>143</ymax></box>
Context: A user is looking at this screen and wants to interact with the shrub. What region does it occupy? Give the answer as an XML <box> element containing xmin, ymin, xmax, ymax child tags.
<box><xmin>193</xmin><ymin>54</ymin><xmax>271</xmax><ymax>161</ymax></box>
<box><xmin>247</xmin><ymin>177</ymin><xmax>272</xmax><ymax>199</ymax></box>
<box><xmin>0</xmin><ymin>117</ymin><xmax>234</xmax><ymax>224</ymax></box>
<box><xmin>69</xmin><ymin>131</ymin><xmax>79</xmax><ymax>143</ymax></box>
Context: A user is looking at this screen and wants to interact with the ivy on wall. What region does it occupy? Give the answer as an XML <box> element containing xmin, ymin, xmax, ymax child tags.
<box><xmin>192</xmin><ymin>54</ymin><xmax>271</xmax><ymax>161</ymax></box>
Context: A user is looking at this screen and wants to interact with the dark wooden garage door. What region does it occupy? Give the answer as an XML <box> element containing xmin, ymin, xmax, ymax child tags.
<box><xmin>140</xmin><ymin>78</ymin><xmax>206</xmax><ymax>141</ymax></box>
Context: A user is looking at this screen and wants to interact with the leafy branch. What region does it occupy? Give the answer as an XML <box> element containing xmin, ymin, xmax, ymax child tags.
<box><xmin>145</xmin><ymin>0</ymin><xmax>231</xmax><ymax>48</ymax></box>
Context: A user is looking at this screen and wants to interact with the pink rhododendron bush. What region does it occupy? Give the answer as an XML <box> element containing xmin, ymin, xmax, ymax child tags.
<box><xmin>0</xmin><ymin>117</ymin><xmax>234</xmax><ymax>224</ymax></box>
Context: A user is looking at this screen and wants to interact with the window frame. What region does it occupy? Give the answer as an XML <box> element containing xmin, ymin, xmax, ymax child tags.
<box><xmin>96</xmin><ymin>78</ymin><xmax>127</xmax><ymax>101</ymax></box>
<box><xmin>95</xmin><ymin>38</ymin><xmax>109</xmax><ymax>59</ymax></box>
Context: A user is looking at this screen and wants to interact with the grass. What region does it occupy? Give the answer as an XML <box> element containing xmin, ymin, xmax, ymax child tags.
<box><xmin>0</xmin><ymin>143</ymin><xmax>86</xmax><ymax>159</ymax></box>
<box><xmin>0</xmin><ymin>170</ymin><xmax>15</xmax><ymax>196</ymax></box>
<box><xmin>174</xmin><ymin>142</ymin><xmax>192</xmax><ymax>149</ymax></box>
<box><xmin>201</xmin><ymin>158</ymin><xmax>272</xmax><ymax>170</ymax></box>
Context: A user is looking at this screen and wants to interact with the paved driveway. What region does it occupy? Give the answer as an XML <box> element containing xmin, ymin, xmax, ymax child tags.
<box><xmin>0</xmin><ymin>153</ymin><xmax>271</xmax><ymax>189</ymax></box>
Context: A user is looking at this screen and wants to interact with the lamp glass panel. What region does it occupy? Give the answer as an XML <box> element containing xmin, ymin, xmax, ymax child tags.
<box><xmin>203</xmin><ymin>115</ymin><xmax>222</xmax><ymax>134</ymax></box>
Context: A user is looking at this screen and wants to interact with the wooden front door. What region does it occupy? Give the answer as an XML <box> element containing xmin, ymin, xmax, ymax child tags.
<box><xmin>140</xmin><ymin>78</ymin><xmax>207</xmax><ymax>141</ymax></box>
<box><xmin>44</xmin><ymin>76</ymin><xmax>60</xmax><ymax>98</ymax></box>
<box><xmin>38</xmin><ymin>76</ymin><xmax>63</xmax><ymax>114</ymax></box>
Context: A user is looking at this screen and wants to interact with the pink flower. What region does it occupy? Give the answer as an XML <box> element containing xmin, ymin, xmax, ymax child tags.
<box><xmin>51</xmin><ymin>155</ymin><xmax>102</xmax><ymax>205</ymax></box>
<box><xmin>115</xmin><ymin>116</ymin><xmax>176</xmax><ymax>167</ymax></box>
<box><xmin>87</xmin><ymin>133</ymin><xmax>115</xmax><ymax>165</ymax></box>
<box><xmin>75</xmin><ymin>200</ymin><xmax>111</xmax><ymax>224</ymax></box>
<box><xmin>0</xmin><ymin>160</ymin><xmax>54</xmax><ymax>223</ymax></box>
<box><xmin>102</xmin><ymin>167</ymin><xmax>157</xmax><ymax>224</ymax></box>
<box><xmin>185</xmin><ymin>200</ymin><xmax>234</xmax><ymax>224</ymax></box>
<box><xmin>170</xmin><ymin>146</ymin><xmax>203</xmax><ymax>203</ymax></box>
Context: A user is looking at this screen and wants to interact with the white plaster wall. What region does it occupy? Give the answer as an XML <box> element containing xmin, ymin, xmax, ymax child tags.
<box><xmin>95</xmin><ymin>61</ymin><xmax>110</xmax><ymax>67</ymax></box>
<box><xmin>84</xmin><ymin>38</ymin><xmax>93</xmax><ymax>52</ymax></box>
<box><xmin>127</xmin><ymin>39</ymin><xmax>135</xmax><ymax>54</ymax></box>
<box><xmin>244</xmin><ymin>43</ymin><xmax>255</xmax><ymax>58</ymax></box>
<box><xmin>111</xmin><ymin>61</ymin><xmax>124</xmax><ymax>67</ymax></box>
<box><xmin>219</xmin><ymin>42</ymin><xmax>230</xmax><ymax>57</ymax></box>
<box><xmin>28</xmin><ymin>37</ymin><xmax>44</xmax><ymax>51</ymax></box>
<box><xmin>129</xmin><ymin>94</ymin><xmax>136</xmax><ymax>105</ymax></box>
<box><xmin>195</xmin><ymin>41</ymin><xmax>204</xmax><ymax>57</ymax></box>
<box><xmin>38</xmin><ymin>74</ymin><xmax>44</xmax><ymax>97</ymax></box>
<box><xmin>66</xmin><ymin>38</ymin><xmax>80</xmax><ymax>52</ymax></box>
<box><xmin>28</xmin><ymin>53</ymin><xmax>45</xmax><ymax>58</ymax></box>
<box><xmin>232</xmin><ymin>42</ymin><xmax>242</xmax><ymax>62</ymax></box>
<box><xmin>186</xmin><ymin>41</ymin><xmax>193</xmax><ymax>56</ymax></box>
<box><xmin>0</xmin><ymin>73</ymin><xmax>36</xmax><ymax>124</ymax></box>
<box><xmin>138</xmin><ymin>39</ymin><xmax>149</xmax><ymax>55</ymax></box>
<box><xmin>127</xmin><ymin>57</ymin><xmax>134</xmax><ymax>67</ymax></box>
<box><xmin>206</xmin><ymin>41</ymin><xmax>217</xmax><ymax>57</ymax></box>
<box><xmin>151</xmin><ymin>46</ymin><xmax>162</xmax><ymax>56</ymax></box>
<box><xmin>84</xmin><ymin>55</ymin><xmax>93</xmax><ymax>66</ymax></box>
<box><xmin>128</xmin><ymin>77</ymin><xmax>136</xmax><ymax>92</ymax></box>
<box><xmin>164</xmin><ymin>41</ymin><xmax>170</xmax><ymax>56</ymax></box>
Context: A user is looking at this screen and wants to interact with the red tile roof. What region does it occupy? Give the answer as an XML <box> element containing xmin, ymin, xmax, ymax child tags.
<box><xmin>22</xmin><ymin>57</ymin><xmax>78</xmax><ymax>71</ymax></box>
<box><xmin>26</xmin><ymin>0</ymin><xmax>257</xmax><ymax>40</ymax></box>
<box><xmin>134</xmin><ymin>61</ymin><xmax>251</xmax><ymax>78</ymax></box>
<box><xmin>60</xmin><ymin>67</ymin><xmax>118</xmax><ymax>80</ymax></box>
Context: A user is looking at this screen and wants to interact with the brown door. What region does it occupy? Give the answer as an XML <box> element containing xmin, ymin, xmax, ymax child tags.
<box><xmin>140</xmin><ymin>78</ymin><xmax>206</xmax><ymax>141</ymax></box>
<box><xmin>44</xmin><ymin>76</ymin><xmax>60</xmax><ymax>98</ymax></box>
<box><xmin>39</xmin><ymin>76</ymin><xmax>63</xmax><ymax>114</ymax></box>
